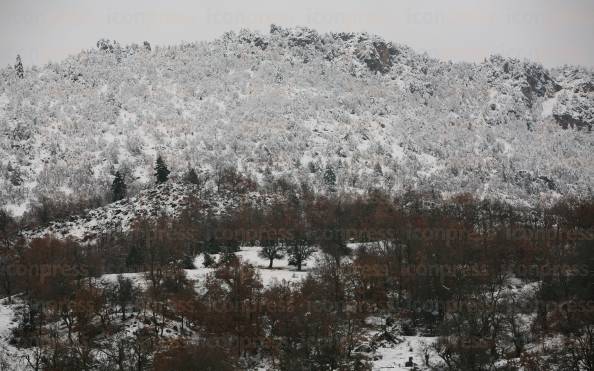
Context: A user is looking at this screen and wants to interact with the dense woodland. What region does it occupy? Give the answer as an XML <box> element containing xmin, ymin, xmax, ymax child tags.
<box><xmin>0</xmin><ymin>25</ymin><xmax>593</xmax><ymax>371</ymax></box>
<box><xmin>0</xmin><ymin>168</ymin><xmax>593</xmax><ymax>370</ymax></box>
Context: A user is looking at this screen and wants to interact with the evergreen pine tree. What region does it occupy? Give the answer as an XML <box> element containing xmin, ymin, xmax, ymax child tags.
<box><xmin>218</xmin><ymin>250</ymin><xmax>238</xmax><ymax>267</ymax></box>
<box><xmin>204</xmin><ymin>236</ymin><xmax>219</xmax><ymax>254</ymax></box>
<box><xmin>15</xmin><ymin>55</ymin><xmax>23</xmax><ymax>79</ymax></box>
<box><xmin>181</xmin><ymin>254</ymin><xmax>195</xmax><ymax>269</ymax></box>
<box><xmin>202</xmin><ymin>252</ymin><xmax>215</xmax><ymax>268</ymax></box>
<box><xmin>111</xmin><ymin>171</ymin><xmax>127</xmax><ymax>201</ymax></box>
<box><xmin>183</xmin><ymin>167</ymin><xmax>200</xmax><ymax>185</ymax></box>
<box><xmin>154</xmin><ymin>155</ymin><xmax>170</xmax><ymax>184</ymax></box>
<box><xmin>323</xmin><ymin>165</ymin><xmax>336</xmax><ymax>191</ymax></box>
<box><xmin>125</xmin><ymin>245</ymin><xmax>144</xmax><ymax>269</ymax></box>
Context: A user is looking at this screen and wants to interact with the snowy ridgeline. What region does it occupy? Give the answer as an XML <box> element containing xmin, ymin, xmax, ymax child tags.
<box><xmin>0</xmin><ymin>25</ymin><xmax>593</xmax><ymax>215</ymax></box>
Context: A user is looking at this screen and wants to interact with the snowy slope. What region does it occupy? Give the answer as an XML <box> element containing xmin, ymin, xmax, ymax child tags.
<box><xmin>0</xmin><ymin>26</ymin><xmax>593</xmax><ymax>215</ymax></box>
<box><xmin>22</xmin><ymin>182</ymin><xmax>281</xmax><ymax>242</ymax></box>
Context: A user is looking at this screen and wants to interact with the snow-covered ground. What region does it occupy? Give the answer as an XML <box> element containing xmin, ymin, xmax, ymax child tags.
<box><xmin>222</xmin><ymin>246</ymin><xmax>314</xmax><ymax>285</ymax></box>
<box><xmin>99</xmin><ymin>246</ymin><xmax>317</xmax><ymax>289</ymax></box>
<box><xmin>0</xmin><ymin>299</ymin><xmax>27</xmax><ymax>370</ymax></box>
<box><xmin>372</xmin><ymin>335</ymin><xmax>438</xmax><ymax>371</ymax></box>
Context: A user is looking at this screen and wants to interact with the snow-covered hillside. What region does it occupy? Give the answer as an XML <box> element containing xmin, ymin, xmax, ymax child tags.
<box><xmin>22</xmin><ymin>182</ymin><xmax>281</xmax><ymax>242</ymax></box>
<box><xmin>1</xmin><ymin>25</ymin><xmax>593</xmax><ymax>215</ymax></box>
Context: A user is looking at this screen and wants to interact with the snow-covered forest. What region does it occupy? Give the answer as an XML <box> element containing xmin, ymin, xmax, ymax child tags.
<box><xmin>0</xmin><ymin>24</ymin><xmax>593</xmax><ymax>371</ymax></box>
<box><xmin>1</xmin><ymin>25</ymin><xmax>593</xmax><ymax>217</ymax></box>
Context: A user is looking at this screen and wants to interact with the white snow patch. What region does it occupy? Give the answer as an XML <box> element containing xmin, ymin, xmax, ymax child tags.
<box><xmin>3</xmin><ymin>203</ymin><xmax>29</xmax><ymax>218</ymax></box>
<box><xmin>373</xmin><ymin>336</ymin><xmax>439</xmax><ymax>370</ymax></box>
<box><xmin>541</xmin><ymin>95</ymin><xmax>558</xmax><ymax>118</ymax></box>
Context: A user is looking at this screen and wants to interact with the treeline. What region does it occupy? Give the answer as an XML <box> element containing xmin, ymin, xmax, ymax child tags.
<box><xmin>0</xmin><ymin>192</ymin><xmax>593</xmax><ymax>370</ymax></box>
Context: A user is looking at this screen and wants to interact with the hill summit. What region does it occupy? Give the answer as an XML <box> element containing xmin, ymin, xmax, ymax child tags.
<box><xmin>1</xmin><ymin>25</ymin><xmax>593</xmax><ymax>215</ymax></box>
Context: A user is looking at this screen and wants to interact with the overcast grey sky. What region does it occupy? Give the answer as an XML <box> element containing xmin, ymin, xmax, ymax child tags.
<box><xmin>1</xmin><ymin>0</ymin><xmax>593</xmax><ymax>68</ymax></box>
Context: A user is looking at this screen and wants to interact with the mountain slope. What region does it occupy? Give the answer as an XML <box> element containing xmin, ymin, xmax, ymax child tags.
<box><xmin>22</xmin><ymin>182</ymin><xmax>281</xmax><ymax>242</ymax></box>
<box><xmin>0</xmin><ymin>25</ymin><xmax>593</xmax><ymax>215</ymax></box>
